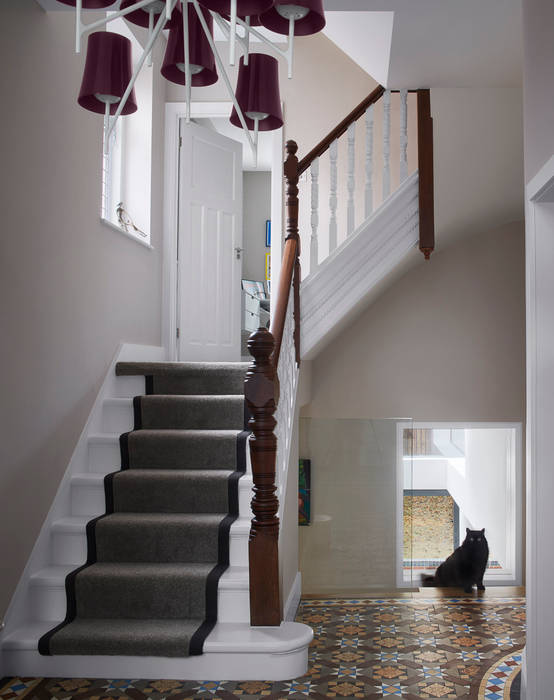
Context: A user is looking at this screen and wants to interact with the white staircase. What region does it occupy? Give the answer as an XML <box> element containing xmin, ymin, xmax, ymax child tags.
<box><xmin>0</xmin><ymin>344</ymin><xmax>311</xmax><ymax>680</ymax></box>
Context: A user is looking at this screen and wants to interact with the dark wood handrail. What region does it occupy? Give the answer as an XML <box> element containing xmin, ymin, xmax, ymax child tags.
<box><xmin>297</xmin><ymin>84</ymin><xmax>385</xmax><ymax>176</ymax></box>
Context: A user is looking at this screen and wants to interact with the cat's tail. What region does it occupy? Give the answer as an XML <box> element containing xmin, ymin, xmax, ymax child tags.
<box><xmin>420</xmin><ymin>574</ymin><xmax>436</xmax><ymax>587</ymax></box>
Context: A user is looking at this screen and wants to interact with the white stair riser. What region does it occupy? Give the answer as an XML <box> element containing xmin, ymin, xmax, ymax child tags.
<box><xmin>114</xmin><ymin>375</ymin><xmax>144</xmax><ymax>398</ymax></box>
<box><xmin>102</xmin><ymin>403</ymin><xmax>134</xmax><ymax>434</ymax></box>
<box><xmin>71</xmin><ymin>483</ymin><xmax>106</xmax><ymax>517</ymax></box>
<box><xmin>88</xmin><ymin>441</ymin><xmax>121</xmax><ymax>474</ymax></box>
<box><xmin>29</xmin><ymin>580</ymin><xmax>250</xmax><ymax>624</ymax></box>
<box><xmin>51</xmin><ymin>528</ymin><xmax>248</xmax><ymax>568</ymax></box>
<box><xmin>239</xmin><ymin>483</ymin><xmax>252</xmax><ymax>517</ymax></box>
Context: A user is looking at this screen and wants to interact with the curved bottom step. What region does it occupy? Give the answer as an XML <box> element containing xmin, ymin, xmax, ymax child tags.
<box><xmin>1</xmin><ymin>621</ymin><xmax>312</xmax><ymax>681</ymax></box>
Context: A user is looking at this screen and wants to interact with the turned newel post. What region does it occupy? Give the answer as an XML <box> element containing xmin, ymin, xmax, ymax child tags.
<box><xmin>244</xmin><ymin>327</ymin><xmax>281</xmax><ymax>626</ymax></box>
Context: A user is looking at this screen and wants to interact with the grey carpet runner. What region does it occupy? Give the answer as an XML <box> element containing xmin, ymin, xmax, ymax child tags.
<box><xmin>39</xmin><ymin>361</ymin><xmax>250</xmax><ymax>658</ymax></box>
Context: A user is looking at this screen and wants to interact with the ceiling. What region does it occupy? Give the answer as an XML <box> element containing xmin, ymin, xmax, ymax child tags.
<box><xmin>322</xmin><ymin>0</ymin><xmax>522</xmax><ymax>88</ymax></box>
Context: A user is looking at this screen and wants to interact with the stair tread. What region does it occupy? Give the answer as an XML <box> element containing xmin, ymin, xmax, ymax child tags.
<box><xmin>51</xmin><ymin>515</ymin><xmax>251</xmax><ymax>531</ymax></box>
<box><xmin>116</xmin><ymin>362</ymin><xmax>250</xmax><ymax>377</ymax></box>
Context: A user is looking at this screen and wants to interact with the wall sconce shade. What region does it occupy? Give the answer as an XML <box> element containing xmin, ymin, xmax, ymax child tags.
<box><xmin>78</xmin><ymin>32</ymin><xmax>137</xmax><ymax>115</ymax></box>
<box><xmin>260</xmin><ymin>0</ymin><xmax>325</xmax><ymax>35</ymax></box>
<box><xmin>200</xmin><ymin>0</ymin><xmax>274</xmax><ymax>18</ymax></box>
<box><xmin>161</xmin><ymin>5</ymin><xmax>218</xmax><ymax>86</ymax></box>
<box><xmin>119</xmin><ymin>0</ymin><xmax>178</xmax><ymax>28</ymax></box>
<box><xmin>230</xmin><ymin>54</ymin><xmax>283</xmax><ymax>131</ymax></box>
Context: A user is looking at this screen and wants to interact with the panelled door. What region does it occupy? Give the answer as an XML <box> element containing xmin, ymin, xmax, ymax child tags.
<box><xmin>177</xmin><ymin>120</ymin><xmax>242</xmax><ymax>361</ymax></box>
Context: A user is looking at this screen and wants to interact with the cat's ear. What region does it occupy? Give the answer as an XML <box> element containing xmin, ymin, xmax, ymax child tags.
<box><xmin>466</xmin><ymin>528</ymin><xmax>470</xmax><ymax>534</ymax></box>
<box><xmin>481</xmin><ymin>528</ymin><xmax>485</xmax><ymax>534</ymax></box>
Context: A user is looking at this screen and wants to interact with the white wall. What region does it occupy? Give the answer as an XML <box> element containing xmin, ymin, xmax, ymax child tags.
<box><xmin>405</xmin><ymin>459</ymin><xmax>448</xmax><ymax>491</ymax></box>
<box><xmin>0</xmin><ymin>2</ymin><xmax>165</xmax><ymax>617</ymax></box>
<box><xmin>242</xmin><ymin>172</ymin><xmax>271</xmax><ymax>283</ymax></box>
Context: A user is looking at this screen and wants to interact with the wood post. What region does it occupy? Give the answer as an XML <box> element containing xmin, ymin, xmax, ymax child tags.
<box><xmin>244</xmin><ymin>328</ymin><xmax>281</xmax><ymax>626</ymax></box>
<box><xmin>417</xmin><ymin>89</ymin><xmax>435</xmax><ymax>259</ymax></box>
<box><xmin>284</xmin><ymin>140</ymin><xmax>301</xmax><ymax>366</ymax></box>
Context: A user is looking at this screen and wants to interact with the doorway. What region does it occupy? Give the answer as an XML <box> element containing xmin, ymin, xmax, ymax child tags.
<box><xmin>397</xmin><ymin>422</ymin><xmax>523</xmax><ymax>588</ymax></box>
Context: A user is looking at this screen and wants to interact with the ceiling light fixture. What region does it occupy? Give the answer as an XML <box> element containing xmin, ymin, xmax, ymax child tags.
<box><xmin>57</xmin><ymin>0</ymin><xmax>326</xmax><ymax>160</ymax></box>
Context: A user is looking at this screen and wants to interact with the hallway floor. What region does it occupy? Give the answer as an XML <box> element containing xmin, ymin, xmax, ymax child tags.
<box><xmin>0</xmin><ymin>593</ymin><xmax>524</xmax><ymax>699</ymax></box>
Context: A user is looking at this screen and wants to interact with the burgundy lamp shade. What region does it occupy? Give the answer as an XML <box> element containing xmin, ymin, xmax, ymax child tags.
<box><xmin>199</xmin><ymin>0</ymin><xmax>274</xmax><ymax>18</ymax></box>
<box><xmin>230</xmin><ymin>54</ymin><xmax>283</xmax><ymax>131</ymax></box>
<box><xmin>260</xmin><ymin>0</ymin><xmax>325</xmax><ymax>36</ymax></box>
<box><xmin>119</xmin><ymin>0</ymin><xmax>178</xmax><ymax>29</ymax></box>
<box><xmin>56</xmin><ymin>0</ymin><xmax>115</xmax><ymax>7</ymax></box>
<box><xmin>78</xmin><ymin>32</ymin><xmax>137</xmax><ymax>115</ymax></box>
<box><xmin>161</xmin><ymin>5</ymin><xmax>217</xmax><ymax>87</ymax></box>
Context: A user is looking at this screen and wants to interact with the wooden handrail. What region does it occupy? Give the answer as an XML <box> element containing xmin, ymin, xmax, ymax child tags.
<box><xmin>297</xmin><ymin>85</ymin><xmax>385</xmax><ymax>176</ymax></box>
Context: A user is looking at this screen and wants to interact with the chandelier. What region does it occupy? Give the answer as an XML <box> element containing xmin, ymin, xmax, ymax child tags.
<box><xmin>61</xmin><ymin>0</ymin><xmax>326</xmax><ymax>161</ymax></box>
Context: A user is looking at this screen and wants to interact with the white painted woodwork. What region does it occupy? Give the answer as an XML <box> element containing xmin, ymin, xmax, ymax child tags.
<box><xmin>177</xmin><ymin>121</ymin><xmax>242</xmax><ymax>361</ymax></box>
<box><xmin>329</xmin><ymin>139</ymin><xmax>338</xmax><ymax>252</ymax></box>
<box><xmin>400</xmin><ymin>89</ymin><xmax>408</xmax><ymax>182</ymax></box>
<box><xmin>365</xmin><ymin>104</ymin><xmax>374</xmax><ymax>218</ymax></box>
<box><xmin>382</xmin><ymin>90</ymin><xmax>391</xmax><ymax>199</ymax></box>
<box><xmin>347</xmin><ymin>122</ymin><xmax>356</xmax><ymax>235</ymax></box>
<box><xmin>301</xmin><ymin>172</ymin><xmax>420</xmax><ymax>358</ymax></box>
<box><xmin>310</xmin><ymin>158</ymin><xmax>319</xmax><ymax>273</ymax></box>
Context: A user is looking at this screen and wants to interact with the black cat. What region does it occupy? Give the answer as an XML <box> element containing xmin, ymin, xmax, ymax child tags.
<box><xmin>422</xmin><ymin>528</ymin><xmax>489</xmax><ymax>593</ymax></box>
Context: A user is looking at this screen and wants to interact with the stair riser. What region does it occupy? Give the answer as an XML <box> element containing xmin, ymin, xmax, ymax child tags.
<box><xmin>70</xmin><ymin>480</ymin><xmax>252</xmax><ymax>518</ymax></box>
<box><xmin>102</xmin><ymin>403</ymin><xmax>134</xmax><ymax>434</ymax></box>
<box><xmin>51</xmin><ymin>527</ymin><xmax>248</xmax><ymax>567</ymax></box>
<box><xmin>113</xmin><ymin>375</ymin><xmax>144</xmax><ymax>398</ymax></box>
<box><xmin>88</xmin><ymin>441</ymin><xmax>121</xmax><ymax>474</ymax></box>
<box><xmin>29</xmin><ymin>581</ymin><xmax>250</xmax><ymax>623</ymax></box>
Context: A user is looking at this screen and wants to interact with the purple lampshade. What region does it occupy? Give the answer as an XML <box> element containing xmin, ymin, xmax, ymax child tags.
<box><xmin>199</xmin><ymin>0</ymin><xmax>274</xmax><ymax>18</ymax></box>
<box><xmin>78</xmin><ymin>32</ymin><xmax>137</xmax><ymax>115</ymax></box>
<box><xmin>260</xmin><ymin>0</ymin><xmax>325</xmax><ymax>36</ymax></box>
<box><xmin>56</xmin><ymin>0</ymin><xmax>116</xmax><ymax>7</ymax></box>
<box><xmin>161</xmin><ymin>5</ymin><xmax>218</xmax><ymax>87</ymax></box>
<box><xmin>230</xmin><ymin>54</ymin><xmax>283</xmax><ymax>131</ymax></box>
<box><xmin>119</xmin><ymin>0</ymin><xmax>179</xmax><ymax>29</ymax></box>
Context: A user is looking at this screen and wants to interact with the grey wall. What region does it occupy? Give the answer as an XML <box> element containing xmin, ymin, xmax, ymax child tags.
<box><xmin>0</xmin><ymin>2</ymin><xmax>164</xmax><ymax>616</ymax></box>
<box><xmin>301</xmin><ymin>221</ymin><xmax>525</xmax><ymax>421</ymax></box>
<box><xmin>242</xmin><ymin>172</ymin><xmax>271</xmax><ymax>283</ymax></box>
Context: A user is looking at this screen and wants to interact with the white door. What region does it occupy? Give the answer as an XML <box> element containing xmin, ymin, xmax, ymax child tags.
<box><xmin>177</xmin><ymin>120</ymin><xmax>242</xmax><ymax>361</ymax></box>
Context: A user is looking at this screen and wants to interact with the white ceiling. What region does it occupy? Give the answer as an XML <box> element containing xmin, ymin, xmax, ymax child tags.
<box><xmin>323</xmin><ymin>0</ymin><xmax>522</xmax><ymax>88</ymax></box>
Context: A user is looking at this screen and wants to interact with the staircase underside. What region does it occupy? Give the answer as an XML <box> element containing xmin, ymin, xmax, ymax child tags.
<box><xmin>301</xmin><ymin>172</ymin><xmax>420</xmax><ymax>359</ymax></box>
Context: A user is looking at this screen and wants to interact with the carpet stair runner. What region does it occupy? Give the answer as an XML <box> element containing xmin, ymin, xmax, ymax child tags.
<box><xmin>38</xmin><ymin>361</ymin><xmax>250</xmax><ymax>658</ymax></box>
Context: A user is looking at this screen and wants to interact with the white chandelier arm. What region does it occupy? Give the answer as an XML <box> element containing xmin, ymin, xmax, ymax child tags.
<box><xmin>105</xmin><ymin>2</ymin><xmax>175</xmax><ymax>148</ymax></box>
<box><xmin>229</xmin><ymin>0</ymin><xmax>237</xmax><ymax>66</ymax></box>
<box><xmin>166</xmin><ymin>0</ymin><xmax>172</xmax><ymax>19</ymax></box>
<box><xmin>232</xmin><ymin>15</ymin><xmax>293</xmax><ymax>75</ymax></box>
<box><xmin>147</xmin><ymin>8</ymin><xmax>154</xmax><ymax>66</ymax></box>
<box><xmin>211</xmin><ymin>11</ymin><xmax>249</xmax><ymax>61</ymax></box>
<box><xmin>191</xmin><ymin>0</ymin><xmax>256</xmax><ymax>158</ymax></box>
<box><xmin>76</xmin><ymin>0</ymin><xmax>168</xmax><ymax>51</ymax></box>
<box><xmin>182</xmin><ymin>0</ymin><xmax>192</xmax><ymax>123</ymax></box>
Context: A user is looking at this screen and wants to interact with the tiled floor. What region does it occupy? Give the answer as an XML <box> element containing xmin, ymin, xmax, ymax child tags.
<box><xmin>0</xmin><ymin>595</ymin><xmax>524</xmax><ymax>699</ymax></box>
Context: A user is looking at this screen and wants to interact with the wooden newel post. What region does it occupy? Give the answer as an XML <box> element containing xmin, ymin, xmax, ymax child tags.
<box><xmin>244</xmin><ymin>327</ymin><xmax>281</xmax><ymax>626</ymax></box>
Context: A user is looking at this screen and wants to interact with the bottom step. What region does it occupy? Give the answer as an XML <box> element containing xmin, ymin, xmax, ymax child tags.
<box><xmin>1</xmin><ymin>621</ymin><xmax>312</xmax><ymax>681</ymax></box>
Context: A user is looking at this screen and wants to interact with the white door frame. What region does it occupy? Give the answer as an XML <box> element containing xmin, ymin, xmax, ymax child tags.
<box><xmin>395</xmin><ymin>420</ymin><xmax>523</xmax><ymax>589</ymax></box>
<box><xmin>162</xmin><ymin>101</ymin><xmax>284</xmax><ymax>360</ymax></box>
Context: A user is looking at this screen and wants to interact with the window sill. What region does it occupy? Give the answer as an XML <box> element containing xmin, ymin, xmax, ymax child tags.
<box><xmin>100</xmin><ymin>217</ymin><xmax>154</xmax><ymax>250</ymax></box>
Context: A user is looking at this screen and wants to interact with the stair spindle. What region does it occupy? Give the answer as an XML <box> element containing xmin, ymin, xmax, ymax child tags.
<box><xmin>383</xmin><ymin>90</ymin><xmax>391</xmax><ymax>200</ymax></box>
<box><xmin>347</xmin><ymin>122</ymin><xmax>356</xmax><ymax>235</ymax></box>
<box><xmin>310</xmin><ymin>158</ymin><xmax>319</xmax><ymax>273</ymax></box>
<box><xmin>400</xmin><ymin>89</ymin><xmax>408</xmax><ymax>182</ymax></box>
<box><xmin>329</xmin><ymin>139</ymin><xmax>338</xmax><ymax>252</ymax></box>
<box><xmin>365</xmin><ymin>103</ymin><xmax>374</xmax><ymax>218</ymax></box>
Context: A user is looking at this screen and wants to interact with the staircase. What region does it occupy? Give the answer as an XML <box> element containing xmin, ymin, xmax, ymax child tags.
<box><xmin>0</xmin><ymin>346</ymin><xmax>311</xmax><ymax>680</ymax></box>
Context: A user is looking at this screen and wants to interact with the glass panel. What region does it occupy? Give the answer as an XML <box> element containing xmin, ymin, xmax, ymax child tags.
<box><xmin>298</xmin><ymin>418</ymin><xmax>413</xmax><ymax>595</ymax></box>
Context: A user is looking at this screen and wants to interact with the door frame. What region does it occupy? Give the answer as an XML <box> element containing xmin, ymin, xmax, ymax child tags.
<box><xmin>162</xmin><ymin>101</ymin><xmax>284</xmax><ymax>361</ymax></box>
<box><xmin>395</xmin><ymin>420</ymin><xmax>523</xmax><ymax>589</ymax></box>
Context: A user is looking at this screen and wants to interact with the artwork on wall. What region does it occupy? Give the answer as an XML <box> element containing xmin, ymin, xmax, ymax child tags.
<box><xmin>299</xmin><ymin>459</ymin><xmax>311</xmax><ymax>526</ymax></box>
<box><xmin>265</xmin><ymin>219</ymin><xmax>271</xmax><ymax>247</ymax></box>
<box><xmin>265</xmin><ymin>252</ymin><xmax>271</xmax><ymax>282</ymax></box>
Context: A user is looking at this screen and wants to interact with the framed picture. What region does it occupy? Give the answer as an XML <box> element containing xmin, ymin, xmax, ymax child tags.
<box><xmin>299</xmin><ymin>459</ymin><xmax>311</xmax><ymax>526</ymax></box>
<box><xmin>265</xmin><ymin>252</ymin><xmax>271</xmax><ymax>282</ymax></box>
<box><xmin>265</xmin><ymin>220</ymin><xmax>271</xmax><ymax>247</ymax></box>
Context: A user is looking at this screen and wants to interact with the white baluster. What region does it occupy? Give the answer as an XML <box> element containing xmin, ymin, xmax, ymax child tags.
<box><xmin>347</xmin><ymin>122</ymin><xmax>356</xmax><ymax>235</ymax></box>
<box><xmin>365</xmin><ymin>104</ymin><xmax>374</xmax><ymax>218</ymax></box>
<box><xmin>310</xmin><ymin>158</ymin><xmax>319</xmax><ymax>273</ymax></box>
<box><xmin>383</xmin><ymin>90</ymin><xmax>391</xmax><ymax>200</ymax></box>
<box><xmin>329</xmin><ymin>139</ymin><xmax>338</xmax><ymax>252</ymax></box>
<box><xmin>400</xmin><ymin>89</ymin><xmax>408</xmax><ymax>182</ymax></box>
